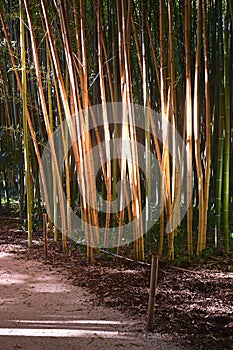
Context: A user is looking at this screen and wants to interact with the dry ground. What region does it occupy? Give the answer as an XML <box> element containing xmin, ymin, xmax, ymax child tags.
<box><xmin>0</xmin><ymin>215</ymin><xmax>233</xmax><ymax>349</ymax></box>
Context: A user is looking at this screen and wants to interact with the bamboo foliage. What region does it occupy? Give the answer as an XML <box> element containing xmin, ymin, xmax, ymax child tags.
<box><xmin>0</xmin><ymin>1</ymin><xmax>232</xmax><ymax>262</ymax></box>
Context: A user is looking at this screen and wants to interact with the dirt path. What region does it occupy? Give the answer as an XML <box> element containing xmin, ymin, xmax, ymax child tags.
<box><xmin>0</xmin><ymin>251</ymin><xmax>182</xmax><ymax>350</ymax></box>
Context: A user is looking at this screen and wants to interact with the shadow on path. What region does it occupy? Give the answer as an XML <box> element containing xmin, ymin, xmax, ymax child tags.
<box><xmin>0</xmin><ymin>251</ymin><xmax>181</xmax><ymax>350</ymax></box>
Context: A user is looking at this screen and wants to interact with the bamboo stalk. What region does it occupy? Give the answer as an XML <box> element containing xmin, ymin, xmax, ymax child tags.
<box><xmin>43</xmin><ymin>213</ymin><xmax>48</xmax><ymax>260</ymax></box>
<box><xmin>96</xmin><ymin>0</ymin><xmax>112</xmax><ymax>247</ymax></box>
<box><xmin>20</xmin><ymin>0</ymin><xmax>33</xmax><ymax>246</ymax></box>
<box><xmin>203</xmin><ymin>0</ymin><xmax>211</xmax><ymax>251</ymax></box>
<box><xmin>24</xmin><ymin>0</ymin><xmax>67</xmax><ymax>249</ymax></box>
<box><xmin>215</xmin><ymin>1</ymin><xmax>225</xmax><ymax>248</ymax></box>
<box><xmin>146</xmin><ymin>255</ymin><xmax>159</xmax><ymax>332</ymax></box>
<box><xmin>0</xmin><ymin>8</ymin><xmax>52</xmax><ymax>229</ymax></box>
<box><xmin>194</xmin><ymin>0</ymin><xmax>204</xmax><ymax>255</ymax></box>
<box><xmin>184</xmin><ymin>0</ymin><xmax>193</xmax><ymax>256</ymax></box>
<box><xmin>223</xmin><ymin>14</ymin><xmax>230</xmax><ymax>254</ymax></box>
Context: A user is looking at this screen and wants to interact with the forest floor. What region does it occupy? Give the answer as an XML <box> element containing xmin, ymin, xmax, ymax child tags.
<box><xmin>0</xmin><ymin>215</ymin><xmax>233</xmax><ymax>350</ymax></box>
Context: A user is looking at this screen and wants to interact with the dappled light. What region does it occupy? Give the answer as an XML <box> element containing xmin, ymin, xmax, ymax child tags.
<box><xmin>0</xmin><ymin>252</ymin><xmax>71</xmax><ymax>293</ymax></box>
<box><xmin>0</xmin><ymin>0</ymin><xmax>233</xmax><ymax>349</ymax></box>
<box><xmin>0</xmin><ymin>273</ymin><xmax>26</xmax><ymax>285</ymax></box>
<box><xmin>12</xmin><ymin>319</ymin><xmax>126</xmax><ymax>325</ymax></box>
<box><xmin>1</xmin><ymin>318</ymin><xmax>135</xmax><ymax>339</ymax></box>
<box><xmin>0</xmin><ymin>328</ymin><xmax>133</xmax><ymax>339</ymax></box>
<box><xmin>1</xmin><ymin>221</ymin><xmax>233</xmax><ymax>349</ymax></box>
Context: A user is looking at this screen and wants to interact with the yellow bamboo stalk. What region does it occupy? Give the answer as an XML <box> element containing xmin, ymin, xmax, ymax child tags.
<box><xmin>194</xmin><ymin>0</ymin><xmax>204</xmax><ymax>255</ymax></box>
<box><xmin>24</xmin><ymin>0</ymin><xmax>67</xmax><ymax>250</ymax></box>
<box><xmin>184</xmin><ymin>0</ymin><xmax>193</xmax><ymax>256</ymax></box>
<box><xmin>40</xmin><ymin>8</ymin><xmax>71</xmax><ymax>241</ymax></box>
<box><xmin>65</xmin><ymin>67</ymin><xmax>71</xmax><ymax>238</ymax></box>
<box><xmin>121</xmin><ymin>0</ymin><xmax>143</xmax><ymax>260</ymax></box>
<box><xmin>141</xmin><ymin>1</ymin><xmax>150</xmax><ymax>259</ymax></box>
<box><xmin>96</xmin><ymin>0</ymin><xmax>112</xmax><ymax>247</ymax></box>
<box><xmin>167</xmin><ymin>0</ymin><xmax>178</xmax><ymax>256</ymax></box>
<box><xmin>130</xmin><ymin>4</ymin><xmax>163</xmax><ymax>257</ymax></box>
<box><xmin>80</xmin><ymin>0</ymin><xmax>99</xmax><ymax>260</ymax></box>
<box><xmin>41</xmin><ymin>0</ymin><xmax>94</xmax><ymax>255</ymax></box>
<box><xmin>202</xmin><ymin>0</ymin><xmax>211</xmax><ymax>250</ymax></box>
<box><xmin>46</xmin><ymin>51</ymin><xmax>58</xmax><ymax>239</ymax></box>
<box><xmin>159</xmin><ymin>0</ymin><xmax>174</xmax><ymax>259</ymax></box>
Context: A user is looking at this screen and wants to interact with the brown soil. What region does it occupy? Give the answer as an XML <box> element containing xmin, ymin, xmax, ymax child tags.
<box><xmin>1</xmin><ymin>215</ymin><xmax>233</xmax><ymax>349</ymax></box>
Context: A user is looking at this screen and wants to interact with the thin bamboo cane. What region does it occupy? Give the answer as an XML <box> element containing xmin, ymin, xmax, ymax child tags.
<box><xmin>55</xmin><ymin>0</ymin><xmax>97</xmax><ymax>259</ymax></box>
<box><xmin>20</xmin><ymin>1</ymin><xmax>33</xmax><ymax>246</ymax></box>
<box><xmin>121</xmin><ymin>0</ymin><xmax>143</xmax><ymax>260</ymax></box>
<box><xmin>145</xmin><ymin>17</ymin><xmax>161</xmax><ymax>93</ymax></box>
<box><xmin>0</xmin><ymin>8</ymin><xmax>52</xmax><ymax>228</ymax></box>
<box><xmin>40</xmin><ymin>12</ymin><xmax>70</xmax><ymax>241</ymax></box>
<box><xmin>167</xmin><ymin>0</ymin><xmax>177</xmax><ymax>257</ymax></box>
<box><xmin>223</xmin><ymin>15</ymin><xmax>230</xmax><ymax>254</ymax></box>
<box><xmin>65</xmin><ymin>67</ymin><xmax>72</xmax><ymax>238</ymax></box>
<box><xmin>203</xmin><ymin>0</ymin><xmax>211</xmax><ymax>251</ymax></box>
<box><xmin>131</xmin><ymin>4</ymin><xmax>163</xmax><ymax>256</ymax></box>
<box><xmin>41</xmin><ymin>0</ymin><xmax>92</xmax><ymax>253</ymax></box>
<box><xmin>80</xmin><ymin>0</ymin><xmax>99</xmax><ymax>259</ymax></box>
<box><xmin>159</xmin><ymin>0</ymin><xmax>174</xmax><ymax>259</ymax></box>
<box><xmin>47</xmin><ymin>52</ymin><xmax>58</xmax><ymax>239</ymax></box>
<box><xmin>96</xmin><ymin>0</ymin><xmax>112</xmax><ymax>247</ymax></box>
<box><xmin>215</xmin><ymin>2</ymin><xmax>225</xmax><ymax>248</ymax></box>
<box><xmin>24</xmin><ymin>0</ymin><xmax>67</xmax><ymax>249</ymax></box>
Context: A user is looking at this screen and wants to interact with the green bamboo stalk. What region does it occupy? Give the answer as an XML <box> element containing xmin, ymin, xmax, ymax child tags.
<box><xmin>0</xmin><ymin>8</ymin><xmax>52</xmax><ymax>229</ymax></box>
<box><xmin>215</xmin><ymin>3</ymin><xmax>225</xmax><ymax>248</ymax></box>
<box><xmin>20</xmin><ymin>0</ymin><xmax>32</xmax><ymax>246</ymax></box>
<box><xmin>223</xmin><ymin>16</ymin><xmax>230</xmax><ymax>254</ymax></box>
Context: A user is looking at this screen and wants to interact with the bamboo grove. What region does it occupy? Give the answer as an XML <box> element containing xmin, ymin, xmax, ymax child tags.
<box><xmin>0</xmin><ymin>0</ymin><xmax>232</xmax><ymax>263</ymax></box>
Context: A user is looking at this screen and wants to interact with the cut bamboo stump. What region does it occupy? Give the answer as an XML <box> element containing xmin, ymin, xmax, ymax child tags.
<box><xmin>146</xmin><ymin>255</ymin><xmax>159</xmax><ymax>332</ymax></box>
<box><xmin>43</xmin><ymin>213</ymin><xmax>48</xmax><ymax>260</ymax></box>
